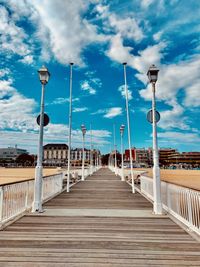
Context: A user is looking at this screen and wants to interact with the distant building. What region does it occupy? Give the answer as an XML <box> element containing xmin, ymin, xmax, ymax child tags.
<box><xmin>159</xmin><ymin>148</ymin><xmax>179</xmax><ymax>166</ymax></box>
<box><xmin>124</xmin><ymin>148</ymin><xmax>152</xmax><ymax>167</ymax></box>
<box><xmin>43</xmin><ymin>143</ymin><xmax>68</xmax><ymax>166</ymax></box>
<box><xmin>122</xmin><ymin>147</ymin><xmax>200</xmax><ymax>168</ymax></box>
<box><xmin>71</xmin><ymin>148</ymin><xmax>91</xmax><ymax>167</ymax></box>
<box><xmin>166</xmin><ymin>151</ymin><xmax>200</xmax><ymax>166</ymax></box>
<box><xmin>43</xmin><ymin>143</ymin><xmax>100</xmax><ymax>167</ymax></box>
<box><xmin>0</xmin><ymin>146</ymin><xmax>28</xmax><ymax>161</ymax></box>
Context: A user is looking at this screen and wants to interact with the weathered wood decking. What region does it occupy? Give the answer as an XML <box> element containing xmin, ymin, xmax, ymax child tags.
<box><xmin>0</xmin><ymin>168</ymin><xmax>199</xmax><ymax>266</ymax></box>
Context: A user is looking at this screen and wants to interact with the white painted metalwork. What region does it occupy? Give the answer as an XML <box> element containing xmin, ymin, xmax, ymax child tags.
<box><xmin>0</xmin><ymin>173</ymin><xmax>63</xmax><ymax>227</ymax></box>
<box><xmin>67</xmin><ymin>63</ymin><xmax>74</xmax><ymax>193</ymax></box>
<box><xmin>123</xmin><ymin>63</ymin><xmax>135</xmax><ymax>193</ymax></box>
<box><xmin>140</xmin><ymin>175</ymin><xmax>200</xmax><ymax>235</ymax></box>
<box><xmin>42</xmin><ymin>174</ymin><xmax>63</xmax><ymax>201</ymax></box>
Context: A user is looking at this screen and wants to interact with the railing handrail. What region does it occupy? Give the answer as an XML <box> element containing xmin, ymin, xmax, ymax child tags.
<box><xmin>139</xmin><ymin>175</ymin><xmax>200</xmax><ymax>236</ymax></box>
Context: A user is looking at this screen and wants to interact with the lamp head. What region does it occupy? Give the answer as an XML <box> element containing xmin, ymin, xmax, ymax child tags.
<box><xmin>147</xmin><ymin>64</ymin><xmax>159</xmax><ymax>83</ymax></box>
<box><xmin>120</xmin><ymin>124</ymin><xmax>125</xmax><ymax>134</ymax></box>
<box><xmin>81</xmin><ymin>124</ymin><xmax>86</xmax><ymax>134</ymax></box>
<box><xmin>38</xmin><ymin>65</ymin><xmax>50</xmax><ymax>84</ymax></box>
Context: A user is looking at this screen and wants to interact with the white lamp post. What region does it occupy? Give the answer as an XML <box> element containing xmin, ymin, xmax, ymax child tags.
<box><xmin>120</xmin><ymin>124</ymin><xmax>125</xmax><ymax>181</ymax></box>
<box><xmin>33</xmin><ymin>66</ymin><xmax>50</xmax><ymax>212</ymax></box>
<box><xmin>113</xmin><ymin>124</ymin><xmax>117</xmax><ymax>175</ymax></box>
<box><xmin>147</xmin><ymin>64</ymin><xmax>162</xmax><ymax>214</ymax></box>
<box><xmin>67</xmin><ymin>63</ymin><xmax>74</xmax><ymax>193</ymax></box>
<box><xmin>90</xmin><ymin>124</ymin><xmax>93</xmax><ymax>175</ymax></box>
<box><xmin>81</xmin><ymin>124</ymin><xmax>86</xmax><ymax>181</ymax></box>
<box><xmin>123</xmin><ymin>63</ymin><xmax>135</xmax><ymax>193</ymax></box>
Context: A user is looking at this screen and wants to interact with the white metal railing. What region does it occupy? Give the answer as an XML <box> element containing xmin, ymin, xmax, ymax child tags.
<box><xmin>69</xmin><ymin>166</ymin><xmax>100</xmax><ymax>181</ymax></box>
<box><xmin>140</xmin><ymin>175</ymin><xmax>200</xmax><ymax>235</ymax></box>
<box><xmin>42</xmin><ymin>173</ymin><xmax>63</xmax><ymax>201</ymax></box>
<box><xmin>0</xmin><ymin>173</ymin><xmax>63</xmax><ymax>228</ymax></box>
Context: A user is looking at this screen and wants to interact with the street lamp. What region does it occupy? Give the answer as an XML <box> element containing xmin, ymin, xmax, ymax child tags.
<box><xmin>113</xmin><ymin>124</ymin><xmax>117</xmax><ymax>175</ymax></box>
<box><xmin>123</xmin><ymin>63</ymin><xmax>135</xmax><ymax>193</ymax></box>
<box><xmin>81</xmin><ymin>124</ymin><xmax>86</xmax><ymax>181</ymax></box>
<box><xmin>67</xmin><ymin>63</ymin><xmax>74</xmax><ymax>193</ymax></box>
<box><xmin>33</xmin><ymin>66</ymin><xmax>50</xmax><ymax>212</ymax></box>
<box><xmin>120</xmin><ymin>124</ymin><xmax>125</xmax><ymax>181</ymax></box>
<box><xmin>147</xmin><ymin>64</ymin><xmax>162</xmax><ymax>214</ymax></box>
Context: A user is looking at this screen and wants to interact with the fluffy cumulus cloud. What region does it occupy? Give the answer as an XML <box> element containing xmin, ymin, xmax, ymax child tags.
<box><xmin>158</xmin><ymin>131</ymin><xmax>200</xmax><ymax>146</ymax></box>
<box><xmin>30</xmin><ymin>0</ymin><xmax>107</xmax><ymax>65</ymax></box>
<box><xmin>108</xmin><ymin>13</ymin><xmax>144</xmax><ymax>42</ymax></box>
<box><xmin>0</xmin><ymin>4</ymin><xmax>34</xmax><ymax>63</ymax></box>
<box><xmin>139</xmin><ymin>55</ymin><xmax>200</xmax><ymax>132</ymax></box>
<box><xmin>0</xmin><ymin>78</ymin><xmax>37</xmax><ymax>131</ymax></box>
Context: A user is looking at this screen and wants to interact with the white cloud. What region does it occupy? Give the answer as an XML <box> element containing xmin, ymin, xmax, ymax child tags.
<box><xmin>0</xmin><ymin>68</ymin><xmax>10</xmax><ymax>78</ymax></box>
<box><xmin>49</xmin><ymin>97</ymin><xmax>80</xmax><ymax>105</ymax></box>
<box><xmin>104</xmin><ymin>107</ymin><xmax>122</xmax><ymax>118</ymax></box>
<box><xmin>141</xmin><ymin>0</ymin><xmax>155</xmax><ymax>9</ymax></box>
<box><xmin>91</xmin><ymin>109</ymin><xmax>106</xmax><ymax>115</ymax></box>
<box><xmin>107</xmin><ymin>34</ymin><xmax>133</xmax><ymax>64</ymax></box>
<box><xmin>0</xmin><ymin>79</ymin><xmax>37</xmax><ymax>131</ymax></box>
<box><xmin>158</xmin><ymin>101</ymin><xmax>189</xmax><ymax>130</ymax></box>
<box><xmin>158</xmin><ymin>131</ymin><xmax>200</xmax><ymax>144</ymax></box>
<box><xmin>109</xmin><ymin>14</ymin><xmax>144</xmax><ymax>42</ymax></box>
<box><xmin>0</xmin><ymin>75</ymin><xmax>110</xmax><ymax>152</ymax></box>
<box><xmin>19</xmin><ymin>55</ymin><xmax>34</xmax><ymax>65</ymax></box>
<box><xmin>118</xmin><ymin>85</ymin><xmax>133</xmax><ymax>100</ymax></box>
<box><xmin>139</xmin><ymin>55</ymin><xmax>200</xmax><ymax>106</ymax></box>
<box><xmin>31</xmin><ymin>0</ymin><xmax>107</xmax><ymax>66</ymax></box>
<box><xmin>80</xmin><ymin>72</ymin><xmax>102</xmax><ymax>95</ymax></box>
<box><xmin>184</xmin><ymin>81</ymin><xmax>200</xmax><ymax>107</ymax></box>
<box><xmin>0</xmin><ymin>5</ymin><xmax>33</xmax><ymax>63</ymax></box>
<box><xmin>81</xmin><ymin>81</ymin><xmax>96</xmax><ymax>95</ymax></box>
<box><xmin>0</xmin><ymin>127</ymin><xmax>111</xmax><ymax>153</ymax></box>
<box><xmin>153</xmin><ymin>31</ymin><xmax>163</xmax><ymax>41</ymax></box>
<box><xmin>107</xmin><ymin>34</ymin><xmax>165</xmax><ymax>73</ymax></box>
<box><xmin>73</xmin><ymin>107</ymin><xmax>88</xmax><ymax>113</ymax></box>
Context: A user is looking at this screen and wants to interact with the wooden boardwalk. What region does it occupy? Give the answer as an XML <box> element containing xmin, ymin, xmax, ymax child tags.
<box><xmin>0</xmin><ymin>168</ymin><xmax>200</xmax><ymax>266</ymax></box>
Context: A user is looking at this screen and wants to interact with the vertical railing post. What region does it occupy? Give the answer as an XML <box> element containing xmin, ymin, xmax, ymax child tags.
<box><xmin>0</xmin><ymin>187</ymin><xmax>4</xmax><ymax>223</ymax></box>
<box><xmin>187</xmin><ymin>190</ymin><xmax>193</xmax><ymax>227</ymax></box>
<box><xmin>25</xmin><ymin>181</ymin><xmax>29</xmax><ymax>210</ymax></box>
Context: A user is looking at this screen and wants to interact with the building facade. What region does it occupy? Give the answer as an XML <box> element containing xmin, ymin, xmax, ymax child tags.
<box><xmin>124</xmin><ymin>148</ymin><xmax>152</xmax><ymax>167</ymax></box>
<box><xmin>43</xmin><ymin>143</ymin><xmax>101</xmax><ymax>167</ymax></box>
<box><xmin>43</xmin><ymin>144</ymin><xmax>68</xmax><ymax>166</ymax></box>
<box><xmin>123</xmin><ymin>147</ymin><xmax>200</xmax><ymax>168</ymax></box>
<box><xmin>0</xmin><ymin>147</ymin><xmax>28</xmax><ymax>161</ymax></box>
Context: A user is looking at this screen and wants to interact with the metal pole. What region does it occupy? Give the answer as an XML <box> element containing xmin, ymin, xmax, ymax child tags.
<box><xmin>67</xmin><ymin>63</ymin><xmax>73</xmax><ymax>192</ymax></box>
<box><xmin>113</xmin><ymin>124</ymin><xmax>117</xmax><ymax>175</ymax></box>
<box><xmin>152</xmin><ymin>82</ymin><xmax>162</xmax><ymax>214</ymax></box>
<box><xmin>90</xmin><ymin>124</ymin><xmax>93</xmax><ymax>175</ymax></box>
<box><xmin>123</xmin><ymin>63</ymin><xmax>135</xmax><ymax>193</ymax></box>
<box><xmin>81</xmin><ymin>132</ymin><xmax>85</xmax><ymax>181</ymax></box>
<box><xmin>33</xmin><ymin>83</ymin><xmax>45</xmax><ymax>212</ymax></box>
<box><xmin>121</xmin><ymin>132</ymin><xmax>124</xmax><ymax>181</ymax></box>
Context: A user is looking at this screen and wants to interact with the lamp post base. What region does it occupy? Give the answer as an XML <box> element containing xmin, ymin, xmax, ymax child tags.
<box><xmin>32</xmin><ymin>165</ymin><xmax>43</xmax><ymax>212</ymax></box>
<box><xmin>153</xmin><ymin>202</ymin><xmax>163</xmax><ymax>215</ymax></box>
<box><xmin>32</xmin><ymin>201</ymin><xmax>44</xmax><ymax>213</ymax></box>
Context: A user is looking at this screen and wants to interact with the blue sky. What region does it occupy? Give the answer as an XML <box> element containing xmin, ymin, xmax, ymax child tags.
<box><xmin>0</xmin><ymin>0</ymin><xmax>200</xmax><ymax>154</ymax></box>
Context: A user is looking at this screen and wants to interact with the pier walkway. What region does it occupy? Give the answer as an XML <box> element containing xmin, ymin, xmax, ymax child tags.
<box><xmin>0</xmin><ymin>168</ymin><xmax>199</xmax><ymax>266</ymax></box>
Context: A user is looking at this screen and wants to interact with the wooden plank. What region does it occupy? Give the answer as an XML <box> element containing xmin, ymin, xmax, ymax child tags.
<box><xmin>0</xmin><ymin>168</ymin><xmax>199</xmax><ymax>266</ymax></box>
